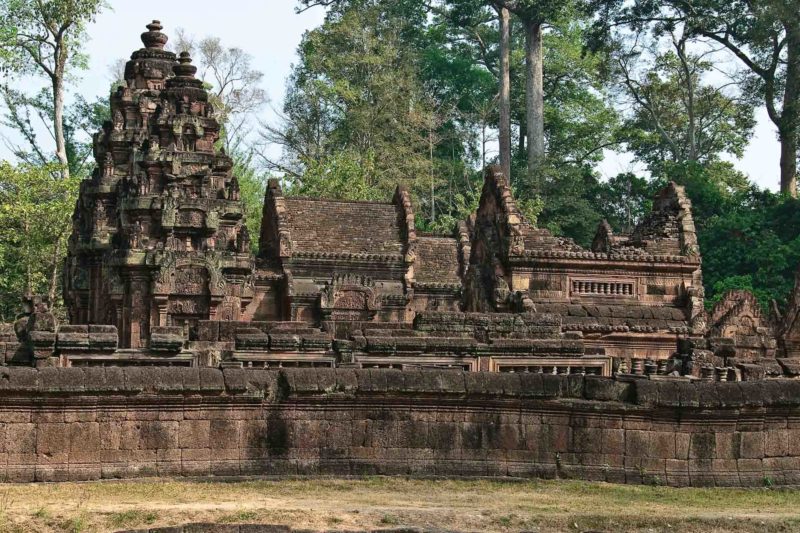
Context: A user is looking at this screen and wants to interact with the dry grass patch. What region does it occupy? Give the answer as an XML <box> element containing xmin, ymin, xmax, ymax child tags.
<box><xmin>0</xmin><ymin>478</ymin><xmax>796</xmax><ymax>532</ymax></box>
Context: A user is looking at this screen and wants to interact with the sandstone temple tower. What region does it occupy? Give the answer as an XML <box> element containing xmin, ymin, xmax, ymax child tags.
<box><xmin>35</xmin><ymin>20</ymin><xmax>799</xmax><ymax>379</ymax></box>
<box><xmin>63</xmin><ymin>21</ymin><xmax>253</xmax><ymax>349</ymax></box>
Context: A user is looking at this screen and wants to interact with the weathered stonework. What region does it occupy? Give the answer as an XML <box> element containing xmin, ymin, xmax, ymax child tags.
<box><xmin>63</xmin><ymin>21</ymin><xmax>253</xmax><ymax>352</ymax></box>
<box><xmin>2</xmin><ymin>367</ymin><xmax>800</xmax><ymax>487</ymax></box>
<box><xmin>6</xmin><ymin>19</ymin><xmax>800</xmax><ymax>488</ymax></box>
<box><xmin>0</xmin><ymin>21</ymin><xmax>789</xmax><ymax>383</ymax></box>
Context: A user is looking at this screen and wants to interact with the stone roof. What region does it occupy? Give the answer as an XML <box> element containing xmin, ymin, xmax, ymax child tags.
<box><xmin>415</xmin><ymin>235</ymin><xmax>461</xmax><ymax>285</ymax></box>
<box><xmin>280</xmin><ymin>198</ymin><xmax>404</xmax><ymax>256</ymax></box>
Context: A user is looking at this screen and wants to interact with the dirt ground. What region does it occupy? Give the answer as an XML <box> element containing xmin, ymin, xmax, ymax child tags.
<box><xmin>0</xmin><ymin>477</ymin><xmax>799</xmax><ymax>532</ymax></box>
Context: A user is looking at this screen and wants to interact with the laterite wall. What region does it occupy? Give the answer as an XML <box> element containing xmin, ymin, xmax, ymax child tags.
<box><xmin>1</xmin><ymin>367</ymin><xmax>799</xmax><ymax>486</ymax></box>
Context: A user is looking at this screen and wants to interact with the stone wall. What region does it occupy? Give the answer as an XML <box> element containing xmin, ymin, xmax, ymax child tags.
<box><xmin>1</xmin><ymin>367</ymin><xmax>799</xmax><ymax>486</ymax></box>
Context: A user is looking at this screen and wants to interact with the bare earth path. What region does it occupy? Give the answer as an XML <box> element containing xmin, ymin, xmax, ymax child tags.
<box><xmin>0</xmin><ymin>477</ymin><xmax>799</xmax><ymax>532</ymax></box>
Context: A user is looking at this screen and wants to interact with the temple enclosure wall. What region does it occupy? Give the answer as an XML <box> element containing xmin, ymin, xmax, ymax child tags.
<box><xmin>2</xmin><ymin>367</ymin><xmax>800</xmax><ymax>487</ymax></box>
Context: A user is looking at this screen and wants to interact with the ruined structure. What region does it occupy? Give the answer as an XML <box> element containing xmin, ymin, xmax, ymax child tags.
<box><xmin>63</xmin><ymin>21</ymin><xmax>253</xmax><ymax>361</ymax></box>
<box><xmin>8</xmin><ymin>21</ymin><xmax>800</xmax><ymax>490</ymax></box>
<box><xmin>1</xmin><ymin>366</ymin><xmax>800</xmax><ymax>487</ymax></box>
<box><xmin>0</xmin><ymin>21</ymin><xmax>796</xmax><ymax>382</ymax></box>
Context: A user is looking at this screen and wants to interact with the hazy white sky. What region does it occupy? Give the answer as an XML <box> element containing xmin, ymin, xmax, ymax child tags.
<box><xmin>3</xmin><ymin>0</ymin><xmax>783</xmax><ymax>191</ymax></box>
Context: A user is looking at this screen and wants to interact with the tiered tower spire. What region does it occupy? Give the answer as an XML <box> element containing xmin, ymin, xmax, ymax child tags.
<box><xmin>64</xmin><ymin>22</ymin><xmax>253</xmax><ymax>349</ymax></box>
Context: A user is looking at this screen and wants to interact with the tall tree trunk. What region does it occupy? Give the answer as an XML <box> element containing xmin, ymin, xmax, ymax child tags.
<box><xmin>429</xmin><ymin>128</ymin><xmax>435</xmax><ymax>222</ymax></box>
<box><xmin>780</xmin><ymin>25</ymin><xmax>800</xmax><ymax>197</ymax></box>
<box><xmin>52</xmin><ymin>76</ymin><xmax>70</xmax><ymax>180</ymax></box>
<box><xmin>497</xmin><ymin>5</ymin><xmax>512</xmax><ymax>182</ymax></box>
<box><xmin>675</xmin><ymin>37</ymin><xmax>697</xmax><ymax>161</ymax></box>
<box><xmin>525</xmin><ymin>20</ymin><xmax>544</xmax><ymax>191</ymax></box>
<box><xmin>24</xmin><ymin>219</ymin><xmax>31</xmax><ymax>296</ymax></box>
<box><xmin>779</xmin><ymin>134</ymin><xmax>797</xmax><ymax>196</ymax></box>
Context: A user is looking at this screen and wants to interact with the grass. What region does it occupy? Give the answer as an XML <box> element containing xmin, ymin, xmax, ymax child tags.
<box><xmin>107</xmin><ymin>510</ymin><xmax>158</xmax><ymax>528</ymax></box>
<box><xmin>0</xmin><ymin>477</ymin><xmax>795</xmax><ymax>532</ymax></box>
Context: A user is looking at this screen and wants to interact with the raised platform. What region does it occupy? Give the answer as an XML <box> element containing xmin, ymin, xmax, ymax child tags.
<box><xmin>0</xmin><ymin>367</ymin><xmax>798</xmax><ymax>486</ymax></box>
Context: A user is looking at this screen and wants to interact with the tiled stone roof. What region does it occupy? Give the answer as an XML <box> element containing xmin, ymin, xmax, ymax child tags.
<box><xmin>281</xmin><ymin>198</ymin><xmax>404</xmax><ymax>255</ymax></box>
<box><xmin>415</xmin><ymin>236</ymin><xmax>461</xmax><ymax>285</ymax></box>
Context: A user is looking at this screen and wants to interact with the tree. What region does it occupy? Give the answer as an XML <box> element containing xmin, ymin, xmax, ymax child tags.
<box><xmin>494</xmin><ymin>0</ymin><xmax>568</xmax><ymax>188</ymax></box>
<box><xmin>495</xmin><ymin>2</ymin><xmax>512</xmax><ymax>180</ymax></box>
<box><xmin>0</xmin><ymin>0</ymin><xmax>105</xmax><ymax>179</ymax></box>
<box><xmin>169</xmin><ymin>30</ymin><xmax>268</xmax><ymax>152</ymax></box>
<box><xmin>230</xmin><ymin>149</ymin><xmax>267</xmax><ymax>254</ymax></box>
<box><xmin>1</xmin><ymin>86</ymin><xmax>108</xmax><ymax>179</ymax></box>
<box><xmin>682</xmin><ymin>0</ymin><xmax>800</xmax><ymax>197</ymax></box>
<box><xmin>596</xmin><ymin>172</ymin><xmax>654</xmax><ymax>232</ymax></box>
<box><xmin>614</xmin><ymin>31</ymin><xmax>756</xmax><ymax>180</ymax></box>
<box><xmin>262</xmin><ymin>2</ymin><xmax>444</xmax><ymax>222</ymax></box>
<box><xmin>0</xmin><ymin>162</ymin><xmax>78</xmax><ymax>319</ymax></box>
<box><xmin>590</xmin><ymin>0</ymin><xmax>800</xmax><ymax>196</ymax></box>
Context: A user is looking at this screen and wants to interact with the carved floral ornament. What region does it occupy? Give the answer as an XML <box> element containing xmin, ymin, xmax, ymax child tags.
<box><xmin>151</xmin><ymin>251</ymin><xmax>227</xmax><ymax>297</ymax></box>
<box><xmin>319</xmin><ymin>274</ymin><xmax>381</xmax><ymax>316</ymax></box>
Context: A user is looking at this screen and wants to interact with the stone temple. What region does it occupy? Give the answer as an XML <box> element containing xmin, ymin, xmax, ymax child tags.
<box><xmin>6</xmin><ymin>21</ymin><xmax>800</xmax><ymax>381</ymax></box>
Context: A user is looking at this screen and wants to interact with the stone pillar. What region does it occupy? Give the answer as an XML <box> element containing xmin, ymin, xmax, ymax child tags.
<box><xmin>153</xmin><ymin>297</ymin><xmax>168</xmax><ymax>327</ymax></box>
<box><xmin>126</xmin><ymin>274</ymin><xmax>151</xmax><ymax>349</ymax></box>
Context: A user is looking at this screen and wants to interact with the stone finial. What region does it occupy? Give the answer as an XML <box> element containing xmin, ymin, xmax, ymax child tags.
<box><xmin>141</xmin><ymin>20</ymin><xmax>168</xmax><ymax>49</ymax></box>
<box><xmin>174</xmin><ymin>51</ymin><xmax>198</xmax><ymax>78</ymax></box>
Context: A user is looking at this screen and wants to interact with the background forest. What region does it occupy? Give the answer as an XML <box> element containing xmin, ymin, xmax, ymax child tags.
<box><xmin>0</xmin><ymin>0</ymin><xmax>799</xmax><ymax>321</ymax></box>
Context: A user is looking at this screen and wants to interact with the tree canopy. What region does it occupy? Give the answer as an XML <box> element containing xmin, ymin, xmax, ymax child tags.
<box><xmin>0</xmin><ymin>0</ymin><xmax>798</xmax><ymax>317</ymax></box>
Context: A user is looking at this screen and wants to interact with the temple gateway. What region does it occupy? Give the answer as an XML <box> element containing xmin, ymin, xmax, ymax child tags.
<box><xmin>5</xmin><ymin>21</ymin><xmax>800</xmax><ymax>381</ymax></box>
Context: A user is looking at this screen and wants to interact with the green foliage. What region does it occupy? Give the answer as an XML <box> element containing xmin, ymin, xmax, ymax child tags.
<box><xmin>617</xmin><ymin>48</ymin><xmax>756</xmax><ymax>178</ymax></box>
<box><xmin>284</xmin><ymin>2</ymin><xmax>437</xmax><ymax>192</ymax></box>
<box><xmin>0</xmin><ymin>162</ymin><xmax>79</xmax><ymax>320</ymax></box>
<box><xmin>0</xmin><ymin>0</ymin><xmax>105</xmax><ymax>75</ymax></box>
<box><xmin>0</xmin><ymin>87</ymin><xmax>109</xmax><ymax>178</ymax></box>
<box><xmin>286</xmin><ymin>150</ymin><xmax>385</xmax><ymax>202</ymax></box>
<box><xmin>541</xmin><ymin>19</ymin><xmax>618</xmax><ymax>169</ymax></box>
<box><xmin>595</xmin><ymin>172</ymin><xmax>654</xmax><ymax>232</ymax></box>
<box><xmin>231</xmin><ymin>150</ymin><xmax>268</xmax><ymax>254</ymax></box>
<box><xmin>654</xmin><ymin>161</ymin><xmax>800</xmax><ymax>311</ymax></box>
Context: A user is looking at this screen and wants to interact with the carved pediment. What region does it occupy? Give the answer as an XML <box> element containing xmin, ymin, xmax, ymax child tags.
<box><xmin>320</xmin><ymin>274</ymin><xmax>381</xmax><ymax>320</ymax></box>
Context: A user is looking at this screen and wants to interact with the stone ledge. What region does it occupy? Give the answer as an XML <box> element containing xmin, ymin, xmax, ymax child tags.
<box><xmin>0</xmin><ymin>367</ymin><xmax>798</xmax><ymax>409</ymax></box>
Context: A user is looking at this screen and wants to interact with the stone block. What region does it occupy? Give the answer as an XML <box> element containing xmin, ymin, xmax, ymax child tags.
<box><xmin>584</xmin><ymin>376</ymin><xmax>631</xmax><ymax>402</ymax></box>
<box><xmin>689</xmin><ymin>432</ymin><xmax>716</xmax><ymax>460</ymax></box>
<box><xmin>140</xmin><ymin>421</ymin><xmax>179</xmax><ymax>450</ymax></box>
<box><xmin>179</xmin><ymin>419</ymin><xmax>211</xmax><ymax>449</ymax></box>
<box><xmin>196</xmin><ymin>320</ymin><xmax>220</xmax><ymax>342</ymax></box>
<box><xmin>483</xmin><ymin>372</ymin><xmax>507</xmax><ymax>396</ymax></box>
<box><xmin>765</xmin><ymin>428</ymin><xmax>788</xmax><ymax>457</ymax></box>
<box><xmin>149</xmin><ymin>326</ymin><xmax>185</xmax><ymax>352</ymax></box>
<box><xmin>436</xmin><ymin>370</ymin><xmax>466</xmax><ymax>394</ymax></box>
<box><xmin>199</xmin><ymin>368</ymin><xmax>224</xmax><ymax>392</ymax></box>
<box><xmin>0</xmin><ymin>367</ymin><xmax>38</xmax><ymax>392</ymax></box>
<box><xmin>737</xmin><ymin>363</ymin><xmax>765</xmax><ymax>381</ymax></box>
<box><xmin>696</xmin><ymin>383</ymin><xmax>721</xmax><ymax>409</ymax></box>
<box><xmin>518</xmin><ymin>372</ymin><xmax>545</xmax><ymax>397</ymax></box>
<box><xmin>634</xmin><ymin>379</ymin><xmax>658</xmax><ymax>407</ymax></box>
<box><xmin>541</xmin><ymin>374</ymin><xmax>564</xmax><ymax>398</ymax></box>
<box><xmin>38</xmin><ymin>367</ymin><xmax>85</xmax><ymax>392</ymax></box>
<box><xmin>564</xmin><ymin>374</ymin><xmax>584</xmax><ymax>398</ymax></box>
<box><xmin>153</xmin><ymin>367</ymin><xmax>186</xmax><ymax>393</ymax></box>
<box><xmin>738</xmin><ymin>431</ymin><xmax>765</xmax><ymax>459</ymax></box>
<box><xmin>316</xmin><ymin>368</ymin><xmax>337</xmax><ymax>392</ymax></box>
<box><xmin>333</xmin><ymin>368</ymin><xmax>358</xmax><ymax>393</ymax></box>
<box><xmin>222</xmin><ymin>367</ymin><xmax>248</xmax><ymax>393</ymax></box>
<box><xmin>463</xmin><ymin>371</ymin><xmax>485</xmax><ymax>396</ymax></box>
<box><xmin>349</xmin><ymin>369</ymin><xmax>369</xmax><ymax>392</ymax></box>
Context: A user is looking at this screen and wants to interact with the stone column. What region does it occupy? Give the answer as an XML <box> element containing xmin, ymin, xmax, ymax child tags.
<box><xmin>126</xmin><ymin>273</ymin><xmax>151</xmax><ymax>349</ymax></box>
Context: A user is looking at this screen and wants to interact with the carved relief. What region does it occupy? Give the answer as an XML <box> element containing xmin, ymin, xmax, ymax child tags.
<box><xmin>173</xmin><ymin>266</ymin><xmax>208</xmax><ymax>295</ymax></box>
<box><xmin>320</xmin><ymin>274</ymin><xmax>381</xmax><ymax>321</ymax></box>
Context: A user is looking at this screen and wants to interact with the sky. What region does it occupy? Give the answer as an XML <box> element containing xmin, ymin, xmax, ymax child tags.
<box><xmin>1</xmin><ymin>0</ymin><xmax>784</xmax><ymax>191</ymax></box>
